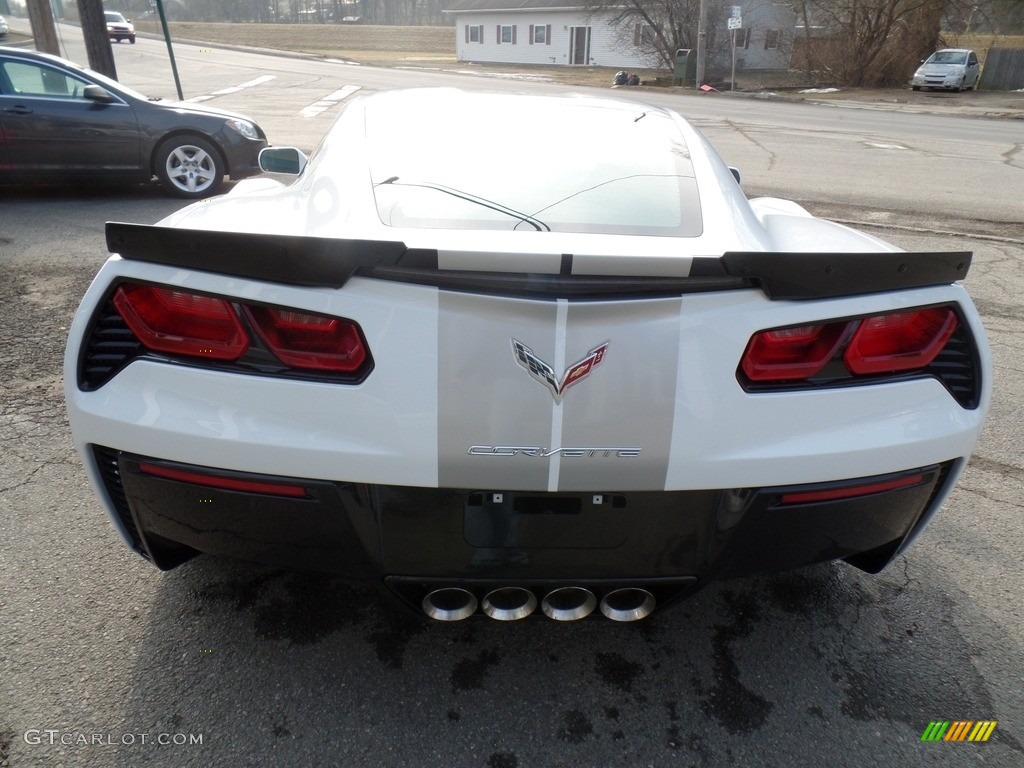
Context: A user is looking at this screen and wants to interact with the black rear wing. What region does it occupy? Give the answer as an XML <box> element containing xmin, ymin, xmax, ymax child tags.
<box><xmin>106</xmin><ymin>222</ymin><xmax>971</xmax><ymax>301</ymax></box>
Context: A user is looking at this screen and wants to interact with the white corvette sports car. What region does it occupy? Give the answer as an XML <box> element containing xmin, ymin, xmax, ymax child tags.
<box><xmin>65</xmin><ymin>89</ymin><xmax>990</xmax><ymax>622</ymax></box>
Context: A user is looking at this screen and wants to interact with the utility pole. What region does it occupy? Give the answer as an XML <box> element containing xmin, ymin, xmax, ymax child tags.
<box><xmin>695</xmin><ymin>0</ymin><xmax>707</xmax><ymax>88</ymax></box>
<box><xmin>25</xmin><ymin>0</ymin><xmax>60</xmax><ymax>55</ymax></box>
<box><xmin>78</xmin><ymin>0</ymin><xmax>118</xmax><ymax>80</ymax></box>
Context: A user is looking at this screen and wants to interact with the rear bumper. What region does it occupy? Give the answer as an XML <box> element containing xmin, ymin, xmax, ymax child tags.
<box><xmin>92</xmin><ymin>445</ymin><xmax>955</xmax><ymax>616</ymax></box>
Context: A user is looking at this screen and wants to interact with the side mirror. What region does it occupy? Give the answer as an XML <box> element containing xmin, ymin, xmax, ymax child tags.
<box><xmin>259</xmin><ymin>147</ymin><xmax>308</xmax><ymax>175</ymax></box>
<box><xmin>729</xmin><ymin>166</ymin><xmax>741</xmax><ymax>185</ymax></box>
<box><xmin>83</xmin><ymin>84</ymin><xmax>117</xmax><ymax>103</ymax></box>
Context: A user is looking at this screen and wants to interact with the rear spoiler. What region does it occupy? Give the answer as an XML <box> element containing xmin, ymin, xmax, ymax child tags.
<box><xmin>106</xmin><ymin>222</ymin><xmax>971</xmax><ymax>301</ymax></box>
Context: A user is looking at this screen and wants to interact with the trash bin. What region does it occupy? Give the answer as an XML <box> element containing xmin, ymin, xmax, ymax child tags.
<box><xmin>674</xmin><ymin>49</ymin><xmax>697</xmax><ymax>88</ymax></box>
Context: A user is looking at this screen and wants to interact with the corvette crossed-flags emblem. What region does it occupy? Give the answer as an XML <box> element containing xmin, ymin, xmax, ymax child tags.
<box><xmin>511</xmin><ymin>339</ymin><xmax>609</xmax><ymax>403</ymax></box>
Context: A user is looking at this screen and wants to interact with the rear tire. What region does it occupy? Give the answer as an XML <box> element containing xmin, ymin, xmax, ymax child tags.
<box><xmin>154</xmin><ymin>134</ymin><xmax>225</xmax><ymax>199</ymax></box>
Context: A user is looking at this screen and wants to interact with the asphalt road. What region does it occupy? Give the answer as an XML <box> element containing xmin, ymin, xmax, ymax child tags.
<box><xmin>1</xmin><ymin>28</ymin><xmax>1023</xmax><ymax>768</ymax></box>
<box><xmin>9</xmin><ymin>15</ymin><xmax>1024</xmax><ymax>223</ymax></box>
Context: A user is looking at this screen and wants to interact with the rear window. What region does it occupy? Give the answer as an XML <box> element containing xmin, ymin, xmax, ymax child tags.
<box><xmin>365</xmin><ymin>96</ymin><xmax>702</xmax><ymax>237</ymax></box>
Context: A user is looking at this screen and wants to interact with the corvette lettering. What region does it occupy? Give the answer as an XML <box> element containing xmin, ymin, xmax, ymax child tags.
<box><xmin>512</xmin><ymin>339</ymin><xmax>608</xmax><ymax>402</ymax></box>
<box><xmin>467</xmin><ymin>446</ymin><xmax>641</xmax><ymax>458</ymax></box>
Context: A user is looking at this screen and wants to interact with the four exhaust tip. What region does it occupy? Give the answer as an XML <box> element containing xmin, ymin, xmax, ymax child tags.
<box><xmin>600</xmin><ymin>588</ymin><xmax>656</xmax><ymax>622</ymax></box>
<box><xmin>542</xmin><ymin>587</ymin><xmax>597</xmax><ymax>621</ymax></box>
<box><xmin>422</xmin><ymin>587</ymin><xmax>478</xmax><ymax>622</ymax></box>
<box><xmin>482</xmin><ymin>587</ymin><xmax>538</xmax><ymax>621</ymax></box>
<box><xmin>422</xmin><ymin>586</ymin><xmax>656</xmax><ymax>622</ymax></box>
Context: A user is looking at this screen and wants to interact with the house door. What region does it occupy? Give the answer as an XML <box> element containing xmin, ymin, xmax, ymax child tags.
<box><xmin>569</xmin><ymin>26</ymin><xmax>591</xmax><ymax>65</ymax></box>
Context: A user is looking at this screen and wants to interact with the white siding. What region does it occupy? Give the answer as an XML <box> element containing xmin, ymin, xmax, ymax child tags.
<box><xmin>451</xmin><ymin>1</ymin><xmax>797</xmax><ymax>72</ymax></box>
<box><xmin>454</xmin><ymin>11</ymin><xmax>657</xmax><ymax>69</ymax></box>
<box><xmin>730</xmin><ymin>3</ymin><xmax>796</xmax><ymax>70</ymax></box>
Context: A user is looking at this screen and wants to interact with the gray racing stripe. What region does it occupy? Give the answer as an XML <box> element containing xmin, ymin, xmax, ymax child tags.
<box><xmin>437</xmin><ymin>292</ymin><xmax>557</xmax><ymax>491</ymax></box>
<box><xmin>438</xmin><ymin>292</ymin><xmax>682</xmax><ymax>493</ymax></box>
<box><xmin>557</xmin><ymin>298</ymin><xmax>681</xmax><ymax>491</ymax></box>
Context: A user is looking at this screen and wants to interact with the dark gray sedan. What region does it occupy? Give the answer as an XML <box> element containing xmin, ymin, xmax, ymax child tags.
<box><xmin>0</xmin><ymin>46</ymin><xmax>268</xmax><ymax>198</ymax></box>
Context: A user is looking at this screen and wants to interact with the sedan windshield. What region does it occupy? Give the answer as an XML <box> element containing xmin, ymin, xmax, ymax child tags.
<box><xmin>928</xmin><ymin>51</ymin><xmax>968</xmax><ymax>65</ymax></box>
<box><xmin>364</xmin><ymin>94</ymin><xmax>702</xmax><ymax>237</ymax></box>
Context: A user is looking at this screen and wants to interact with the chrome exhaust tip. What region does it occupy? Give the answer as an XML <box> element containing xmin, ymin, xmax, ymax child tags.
<box><xmin>422</xmin><ymin>587</ymin><xmax>477</xmax><ymax>621</ymax></box>
<box><xmin>482</xmin><ymin>587</ymin><xmax>537</xmax><ymax>621</ymax></box>
<box><xmin>600</xmin><ymin>588</ymin><xmax>656</xmax><ymax>622</ymax></box>
<box><xmin>541</xmin><ymin>587</ymin><xmax>597</xmax><ymax>621</ymax></box>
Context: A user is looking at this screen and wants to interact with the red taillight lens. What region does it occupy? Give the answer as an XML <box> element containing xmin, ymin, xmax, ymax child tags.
<box><xmin>246</xmin><ymin>306</ymin><xmax>367</xmax><ymax>372</ymax></box>
<box><xmin>844</xmin><ymin>308</ymin><xmax>958</xmax><ymax>375</ymax></box>
<box><xmin>741</xmin><ymin>306</ymin><xmax>961</xmax><ymax>385</ymax></box>
<box><xmin>741</xmin><ymin>322</ymin><xmax>848</xmax><ymax>381</ymax></box>
<box><xmin>113</xmin><ymin>284</ymin><xmax>248</xmax><ymax>360</ymax></box>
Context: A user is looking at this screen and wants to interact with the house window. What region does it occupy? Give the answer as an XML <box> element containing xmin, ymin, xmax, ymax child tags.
<box><xmin>499</xmin><ymin>24</ymin><xmax>516</xmax><ymax>44</ymax></box>
<box><xmin>742</xmin><ymin>28</ymin><xmax>752</xmax><ymax>49</ymax></box>
<box><xmin>764</xmin><ymin>29</ymin><xmax>780</xmax><ymax>50</ymax></box>
<box><xmin>531</xmin><ymin>24</ymin><xmax>546</xmax><ymax>44</ymax></box>
<box><xmin>466</xmin><ymin>25</ymin><xmax>483</xmax><ymax>43</ymax></box>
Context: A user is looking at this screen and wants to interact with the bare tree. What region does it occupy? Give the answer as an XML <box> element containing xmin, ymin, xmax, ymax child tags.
<box><xmin>589</xmin><ymin>0</ymin><xmax>948</xmax><ymax>85</ymax></box>
<box><xmin>584</xmin><ymin>0</ymin><xmax>705</xmax><ymax>69</ymax></box>
<box><xmin>790</xmin><ymin>0</ymin><xmax>945</xmax><ymax>86</ymax></box>
<box><xmin>587</xmin><ymin>1</ymin><xmax>785</xmax><ymax>77</ymax></box>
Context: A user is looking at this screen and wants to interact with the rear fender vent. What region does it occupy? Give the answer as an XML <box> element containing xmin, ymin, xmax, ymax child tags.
<box><xmin>91</xmin><ymin>445</ymin><xmax>150</xmax><ymax>561</ymax></box>
<box><xmin>79</xmin><ymin>304</ymin><xmax>143</xmax><ymax>391</ymax></box>
<box><xmin>926</xmin><ymin>320</ymin><xmax>981</xmax><ymax>408</ymax></box>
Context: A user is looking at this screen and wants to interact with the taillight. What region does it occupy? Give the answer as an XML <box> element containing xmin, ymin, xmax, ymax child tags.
<box><xmin>741</xmin><ymin>322</ymin><xmax>847</xmax><ymax>381</ymax></box>
<box><xmin>246</xmin><ymin>306</ymin><xmax>367</xmax><ymax>372</ymax></box>
<box><xmin>740</xmin><ymin>306</ymin><xmax>963</xmax><ymax>387</ymax></box>
<box><xmin>105</xmin><ymin>282</ymin><xmax>371</xmax><ymax>381</ymax></box>
<box><xmin>113</xmin><ymin>284</ymin><xmax>248</xmax><ymax>360</ymax></box>
<box><xmin>844</xmin><ymin>308</ymin><xmax>957</xmax><ymax>375</ymax></box>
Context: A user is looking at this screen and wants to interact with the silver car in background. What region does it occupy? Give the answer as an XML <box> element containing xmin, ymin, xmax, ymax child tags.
<box><xmin>912</xmin><ymin>49</ymin><xmax>981</xmax><ymax>92</ymax></box>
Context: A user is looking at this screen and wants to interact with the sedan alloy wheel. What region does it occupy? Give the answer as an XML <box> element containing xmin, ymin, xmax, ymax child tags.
<box><xmin>156</xmin><ymin>135</ymin><xmax>224</xmax><ymax>198</ymax></box>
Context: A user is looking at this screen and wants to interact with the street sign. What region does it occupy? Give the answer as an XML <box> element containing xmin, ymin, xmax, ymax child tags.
<box><xmin>728</xmin><ymin>17</ymin><xmax>742</xmax><ymax>29</ymax></box>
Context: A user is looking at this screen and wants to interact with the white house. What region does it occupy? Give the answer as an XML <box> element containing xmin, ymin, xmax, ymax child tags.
<box><xmin>443</xmin><ymin>0</ymin><xmax>796</xmax><ymax>72</ymax></box>
<box><xmin>444</xmin><ymin>0</ymin><xmax>658</xmax><ymax>69</ymax></box>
